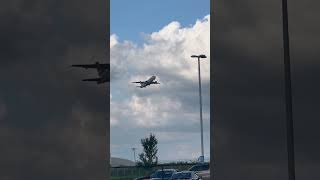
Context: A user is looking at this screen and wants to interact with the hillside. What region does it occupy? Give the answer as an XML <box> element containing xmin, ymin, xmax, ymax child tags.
<box><xmin>110</xmin><ymin>157</ymin><xmax>135</xmax><ymax>167</ymax></box>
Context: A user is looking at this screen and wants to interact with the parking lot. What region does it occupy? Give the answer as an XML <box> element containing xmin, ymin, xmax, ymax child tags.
<box><xmin>111</xmin><ymin>163</ymin><xmax>210</xmax><ymax>180</ymax></box>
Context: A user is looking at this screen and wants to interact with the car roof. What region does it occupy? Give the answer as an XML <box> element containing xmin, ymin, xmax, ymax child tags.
<box><xmin>156</xmin><ymin>169</ymin><xmax>176</xmax><ymax>171</ymax></box>
<box><xmin>174</xmin><ymin>171</ymin><xmax>193</xmax><ymax>173</ymax></box>
<box><xmin>191</xmin><ymin>163</ymin><xmax>209</xmax><ymax>167</ymax></box>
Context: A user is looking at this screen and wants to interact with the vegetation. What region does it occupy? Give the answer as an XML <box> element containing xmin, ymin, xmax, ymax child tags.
<box><xmin>138</xmin><ymin>133</ymin><xmax>158</xmax><ymax>167</ymax></box>
<box><xmin>110</xmin><ymin>133</ymin><xmax>203</xmax><ymax>179</ymax></box>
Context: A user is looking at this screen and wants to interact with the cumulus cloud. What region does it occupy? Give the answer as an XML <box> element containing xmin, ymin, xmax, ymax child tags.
<box><xmin>111</xmin><ymin>15</ymin><xmax>210</xmax><ymax>81</ymax></box>
<box><xmin>110</xmin><ymin>15</ymin><xmax>210</xmax><ymax>161</ymax></box>
<box><xmin>110</xmin><ymin>34</ymin><xmax>118</xmax><ymax>48</ymax></box>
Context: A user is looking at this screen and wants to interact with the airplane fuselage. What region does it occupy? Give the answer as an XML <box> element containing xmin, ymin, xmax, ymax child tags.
<box><xmin>146</xmin><ymin>76</ymin><xmax>156</xmax><ymax>83</ymax></box>
<box><xmin>97</xmin><ymin>67</ymin><xmax>109</xmax><ymax>84</ymax></box>
<box><xmin>139</xmin><ymin>76</ymin><xmax>157</xmax><ymax>88</ymax></box>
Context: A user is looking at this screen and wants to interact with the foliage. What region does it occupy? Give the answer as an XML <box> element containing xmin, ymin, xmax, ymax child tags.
<box><xmin>138</xmin><ymin>133</ymin><xmax>158</xmax><ymax>167</ymax></box>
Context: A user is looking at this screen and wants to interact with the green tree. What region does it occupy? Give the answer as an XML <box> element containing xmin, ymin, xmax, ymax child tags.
<box><xmin>138</xmin><ymin>133</ymin><xmax>158</xmax><ymax>166</ymax></box>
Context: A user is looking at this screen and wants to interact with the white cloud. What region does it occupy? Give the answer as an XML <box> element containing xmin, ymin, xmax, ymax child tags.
<box><xmin>110</xmin><ymin>34</ymin><xmax>118</xmax><ymax>48</ymax></box>
<box><xmin>129</xmin><ymin>95</ymin><xmax>181</xmax><ymax>127</ymax></box>
<box><xmin>110</xmin><ymin>116</ymin><xmax>119</xmax><ymax>127</ymax></box>
<box><xmin>111</xmin><ymin>15</ymin><xmax>210</xmax><ymax>82</ymax></box>
<box><xmin>110</xmin><ymin>15</ymin><xmax>210</xmax><ymax>161</ymax></box>
<box><xmin>111</xmin><ymin>95</ymin><xmax>183</xmax><ymax>128</ymax></box>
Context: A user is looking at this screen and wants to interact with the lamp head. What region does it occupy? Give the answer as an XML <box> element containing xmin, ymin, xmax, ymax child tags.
<box><xmin>191</xmin><ymin>54</ymin><xmax>207</xmax><ymax>58</ymax></box>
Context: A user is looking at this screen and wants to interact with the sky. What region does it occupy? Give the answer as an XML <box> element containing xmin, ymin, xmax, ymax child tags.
<box><xmin>110</xmin><ymin>0</ymin><xmax>210</xmax><ymax>162</ymax></box>
<box><xmin>111</xmin><ymin>0</ymin><xmax>210</xmax><ymax>45</ymax></box>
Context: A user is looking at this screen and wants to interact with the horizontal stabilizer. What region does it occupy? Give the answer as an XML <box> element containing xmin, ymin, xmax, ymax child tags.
<box><xmin>72</xmin><ymin>63</ymin><xmax>109</xmax><ymax>70</ymax></box>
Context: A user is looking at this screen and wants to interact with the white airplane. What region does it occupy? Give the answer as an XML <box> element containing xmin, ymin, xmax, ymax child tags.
<box><xmin>132</xmin><ymin>75</ymin><xmax>160</xmax><ymax>88</ymax></box>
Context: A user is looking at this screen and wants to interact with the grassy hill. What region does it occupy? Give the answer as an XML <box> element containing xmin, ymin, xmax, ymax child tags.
<box><xmin>111</xmin><ymin>157</ymin><xmax>135</xmax><ymax>167</ymax></box>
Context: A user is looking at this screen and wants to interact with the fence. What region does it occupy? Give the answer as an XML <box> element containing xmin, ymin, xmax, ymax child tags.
<box><xmin>110</xmin><ymin>163</ymin><xmax>198</xmax><ymax>180</ymax></box>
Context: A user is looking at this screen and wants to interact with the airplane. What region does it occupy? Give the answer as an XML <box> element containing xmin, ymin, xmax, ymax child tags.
<box><xmin>132</xmin><ymin>75</ymin><xmax>160</xmax><ymax>88</ymax></box>
<box><xmin>71</xmin><ymin>61</ymin><xmax>109</xmax><ymax>84</ymax></box>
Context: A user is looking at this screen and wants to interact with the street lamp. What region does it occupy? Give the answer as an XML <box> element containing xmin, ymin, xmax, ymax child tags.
<box><xmin>191</xmin><ymin>54</ymin><xmax>207</xmax><ymax>163</ymax></box>
<box><xmin>132</xmin><ymin>148</ymin><xmax>136</xmax><ymax>164</ymax></box>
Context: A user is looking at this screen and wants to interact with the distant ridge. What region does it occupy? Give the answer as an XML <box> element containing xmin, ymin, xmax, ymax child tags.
<box><xmin>111</xmin><ymin>157</ymin><xmax>135</xmax><ymax>167</ymax></box>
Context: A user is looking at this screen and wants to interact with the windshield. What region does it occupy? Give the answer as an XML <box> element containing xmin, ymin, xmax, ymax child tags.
<box><xmin>171</xmin><ymin>172</ymin><xmax>192</xmax><ymax>179</ymax></box>
<box><xmin>189</xmin><ymin>164</ymin><xmax>209</xmax><ymax>171</ymax></box>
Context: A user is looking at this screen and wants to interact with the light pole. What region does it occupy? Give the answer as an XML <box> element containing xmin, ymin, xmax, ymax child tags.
<box><xmin>281</xmin><ymin>0</ymin><xmax>295</xmax><ymax>180</ymax></box>
<box><xmin>191</xmin><ymin>54</ymin><xmax>206</xmax><ymax>163</ymax></box>
<box><xmin>132</xmin><ymin>148</ymin><xmax>136</xmax><ymax>164</ymax></box>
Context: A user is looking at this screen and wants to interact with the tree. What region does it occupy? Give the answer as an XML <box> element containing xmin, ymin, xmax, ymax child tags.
<box><xmin>138</xmin><ymin>133</ymin><xmax>158</xmax><ymax>167</ymax></box>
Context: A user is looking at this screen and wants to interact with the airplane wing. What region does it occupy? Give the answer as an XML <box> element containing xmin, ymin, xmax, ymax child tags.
<box><xmin>132</xmin><ymin>81</ymin><xmax>143</xmax><ymax>83</ymax></box>
<box><xmin>82</xmin><ymin>78</ymin><xmax>101</xmax><ymax>82</ymax></box>
<box><xmin>72</xmin><ymin>63</ymin><xmax>109</xmax><ymax>70</ymax></box>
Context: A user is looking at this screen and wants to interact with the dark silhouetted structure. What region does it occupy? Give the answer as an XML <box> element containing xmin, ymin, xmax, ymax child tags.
<box><xmin>282</xmin><ymin>0</ymin><xmax>296</xmax><ymax>180</ymax></box>
<box><xmin>71</xmin><ymin>61</ymin><xmax>110</xmax><ymax>84</ymax></box>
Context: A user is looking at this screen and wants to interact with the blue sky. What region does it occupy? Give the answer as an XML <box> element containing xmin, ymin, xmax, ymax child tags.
<box><xmin>111</xmin><ymin>0</ymin><xmax>210</xmax><ymax>44</ymax></box>
<box><xmin>110</xmin><ymin>0</ymin><xmax>210</xmax><ymax>163</ymax></box>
